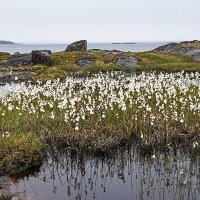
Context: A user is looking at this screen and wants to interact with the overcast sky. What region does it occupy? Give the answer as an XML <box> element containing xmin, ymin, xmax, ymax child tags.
<box><xmin>1</xmin><ymin>0</ymin><xmax>200</xmax><ymax>43</ymax></box>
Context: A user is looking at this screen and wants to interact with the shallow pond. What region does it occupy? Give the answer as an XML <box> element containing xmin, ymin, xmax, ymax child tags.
<box><xmin>7</xmin><ymin>146</ymin><xmax>200</xmax><ymax>200</ymax></box>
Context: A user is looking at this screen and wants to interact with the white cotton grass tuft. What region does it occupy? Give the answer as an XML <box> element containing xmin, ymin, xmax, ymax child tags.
<box><xmin>0</xmin><ymin>71</ymin><xmax>200</xmax><ymax>147</ymax></box>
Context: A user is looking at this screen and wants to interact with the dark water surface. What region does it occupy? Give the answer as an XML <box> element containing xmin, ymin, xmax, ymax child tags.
<box><xmin>9</xmin><ymin>147</ymin><xmax>200</xmax><ymax>200</ymax></box>
<box><xmin>0</xmin><ymin>42</ymin><xmax>168</xmax><ymax>54</ymax></box>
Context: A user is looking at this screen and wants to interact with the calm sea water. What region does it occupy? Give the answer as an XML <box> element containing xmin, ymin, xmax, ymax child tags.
<box><xmin>0</xmin><ymin>42</ymin><xmax>168</xmax><ymax>54</ymax></box>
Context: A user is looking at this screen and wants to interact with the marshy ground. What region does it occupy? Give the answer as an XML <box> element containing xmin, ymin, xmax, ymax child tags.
<box><xmin>1</xmin><ymin>72</ymin><xmax>200</xmax><ymax>176</ymax></box>
<box><xmin>1</xmin><ymin>45</ymin><xmax>200</xmax><ymax>199</ymax></box>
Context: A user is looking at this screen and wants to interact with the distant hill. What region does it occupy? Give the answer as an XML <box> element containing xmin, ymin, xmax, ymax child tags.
<box><xmin>0</xmin><ymin>40</ymin><xmax>17</xmax><ymax>45</ymax></box>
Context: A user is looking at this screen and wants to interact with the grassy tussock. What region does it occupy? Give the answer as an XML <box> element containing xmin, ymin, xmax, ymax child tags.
<box><xmin>0</xmin><ymin>133</ymin><xmax>44</xmax><ymax>175</ymax></box>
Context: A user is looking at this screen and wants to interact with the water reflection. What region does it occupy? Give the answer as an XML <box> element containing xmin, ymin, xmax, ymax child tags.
<box><xmin>10</xmin><ymin>147</ymin><xmax>200</xmax><ymax>200</ymax></box>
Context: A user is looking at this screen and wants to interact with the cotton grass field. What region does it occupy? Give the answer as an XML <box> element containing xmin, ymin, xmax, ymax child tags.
<box><xmin>1</xmin><ymin>71</ymin><xmax>200</xmax><ymax>174</ymax></box>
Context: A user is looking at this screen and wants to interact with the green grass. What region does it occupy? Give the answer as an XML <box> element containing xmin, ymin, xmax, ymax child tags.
<box><xmin>32</xmin><ymin>51</ymin><xmax>135</xmax><ymax>80</ymax></box>
<box><xmin>33</xmin><ymin>51</ymin><xmax>200</xmax><ymax>80</ymax></box>
<box><xmin>0</xmin><ymin>133</ymin><xmax>44</xmax><ymax>175</ymax></box>
<box><xmin>134</xmin><ymin>52</ymin><xmax>200</xmax><ymax>72</ymax></box>
<box><xmin>1</xmin><ymin>50</ymin><xmax>200</xmax><ymax>81</ymax></box>
<box><xmin>0</xmin><ymin>54</ymin><xmax>10</xmax><ymax>62</ymax></box>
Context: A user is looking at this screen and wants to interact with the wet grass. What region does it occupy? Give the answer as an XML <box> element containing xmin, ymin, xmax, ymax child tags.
<box><xmin>0</xmin><ymin>133</ymin><xmax>44</xmax><ymax>175</ymax></box>
<box><xmin>1</xmin><ymin>72</ymin><xmax>200</xmax><ymax>175</ymax></box>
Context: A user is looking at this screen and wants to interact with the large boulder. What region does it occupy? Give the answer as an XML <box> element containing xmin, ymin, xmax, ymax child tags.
<box><xmin>31</xmin><ymin>50</ymin><xmax>52</xmax><ymax>66</ymax></box>
<box><xmin>0</xmin><ymin>53</ymin><xmax>32</xmax><ymax>67</ymax></box>
<box><xmin>65</xmin><ymin>40</ymin><xmax>87</xmax><ymax>52</ymax></box>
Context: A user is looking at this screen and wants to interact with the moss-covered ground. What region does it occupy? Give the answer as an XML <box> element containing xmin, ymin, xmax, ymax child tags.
<box><xmin>0</xmin><ymin>50</ymin><xmax>200</xmax><ymax>82</ymax></box>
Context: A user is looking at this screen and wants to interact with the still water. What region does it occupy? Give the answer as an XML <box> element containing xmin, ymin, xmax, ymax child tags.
<box><xmin>9</xmin><ymin>146</ymin><xmax>200</xmax><ymax>200</ymax></box>
<box><xmin>0</xmin><ymin>42</ymin><xmax>168</xmax><ymax>54</ymax></box>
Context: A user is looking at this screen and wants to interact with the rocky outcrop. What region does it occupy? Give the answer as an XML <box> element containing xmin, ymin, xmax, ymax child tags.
<box><xmin>193</xmin><ymin>52</ymin><xmax>200</xmax><ymax>62</ymax></box>
<box><xmin>0</xmin><ymin>54</ymin><xmax>32</xmax><ymax>67</ymax></box>
<box><xmin>154</xmin><ymin>40</ymin><xmax>200</xmax><ymax>56</ymax></box>
<box><xmin>76</xmin><ymin>53</ymin><xmax>94</xmax><ymax>67</ymax></box>
<box><xmin>116</xmin><ymin>56</ymin><xmax>138</xmax><ymax>68</ymax></box>
<box><xmin>32</xmin><ymin>50</ymin><xmax>52</xmax><ymax>66</ymax></box>
<box><xmin>65</xmin><ymin>40</ymin><xmax>87</xmax><ymax>52</ymax></box>
<box><xmin>0</xmin><ymin>50</ymin><xmax>52</xmax><ymax>67</ymax></box>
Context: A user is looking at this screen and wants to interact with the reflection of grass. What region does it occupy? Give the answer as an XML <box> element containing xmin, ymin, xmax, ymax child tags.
<box><xmin>135</xmin><ymin>52</ymin><xmax>200</xmax><ymax>72</ymax></box>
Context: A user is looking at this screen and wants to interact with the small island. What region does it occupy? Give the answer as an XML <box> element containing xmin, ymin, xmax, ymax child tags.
<box><xmin>112</xmin><ymin>42</ymin><xmax>136</xmax><ymax>44</ymax></box>
<box><xmin>0</xmin><ymin>40</ymin><xmax>17</xmax><ymax>45</ymax></box>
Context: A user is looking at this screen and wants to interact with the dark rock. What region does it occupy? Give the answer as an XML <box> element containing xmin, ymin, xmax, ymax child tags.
<box><xmin>65</xmin><ymin>40</ymin><xmax>87</xmax><ymax>52</ymax></box>
<box><xmin>13</xmin><ymin>52</ymin><xmax>20</xmax><ymax>56</ymax></box>
<box><xmin>116</xmin><ymin>56</ymin><xmax>138</xmax><ymax>68</ymax></box>
<box><xmin>91</xmin><ymin>49</ymin><xmax>101</xmax><ymax>51</ymax></box>
<box><xmin>0</xmin><ymin>54</ymin><xmax>32</xmax><ymax>67</ymax></box>
<box><xmin>0</xmin><ymin>52</ymin><xmax>10</xmax><ymax>56</ymax></box>
<box><xmin>112</xmin><ymin>50</ymin><xmax>123</xmax><ymax>53</ymax></box>
<box><xmin>76</xmin><ymin>53</ymin><xmax>94</xmax><ymax>67</ymax></box>
<box><xmin>31</xmin><ymin>50</ymin><xmax>52</xmax><ymax>66</ymax></box>
<box><xmin>154</xmin><ymin>43</ymin><xmax>188</xmax><ymax>54</ymax></box>
<box><xmin>154</xmin><ymin>40</ymin><xmax>200</xmax><ymax>55</ymax></box>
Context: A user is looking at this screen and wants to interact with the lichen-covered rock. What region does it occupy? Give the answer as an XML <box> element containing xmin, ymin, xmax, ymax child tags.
<box><xmin>193</xmin><ymin>52</ymin><xmax>200</xmax><ymax>62</ymax></box>
<box><xmin>65</xmin><ymin>40</ymin><xmax>87</xmax><ymax>52</ymax></box>
<box><xmin>0</xmin><ymin>54</ymin><xmax>32</xmax><ymax>67</ymax></box>
<box><xmin>31</xmin><ymin>50</ymin><xmax>52</xmax><ymax>66</ymax></box>
<box><xmin>116</xmin><ymin>56</ymin><xmax>138</xmax><ymax>68</ymax></box>
<box><xmin>76</xmin><ymin>53</ymin><xmax>94</xmax><ymax>67</ymax></box>
<box><xmin>154</xmin><ymin>40</ymin><xmax>200</xmax><ymax>55</ymax></box>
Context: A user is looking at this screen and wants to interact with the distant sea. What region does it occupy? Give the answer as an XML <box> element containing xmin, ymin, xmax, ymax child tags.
<box><xmin>0</xmin><ymin>42</ymin><xmax>168</xmax><ymax>54</ymax></box>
